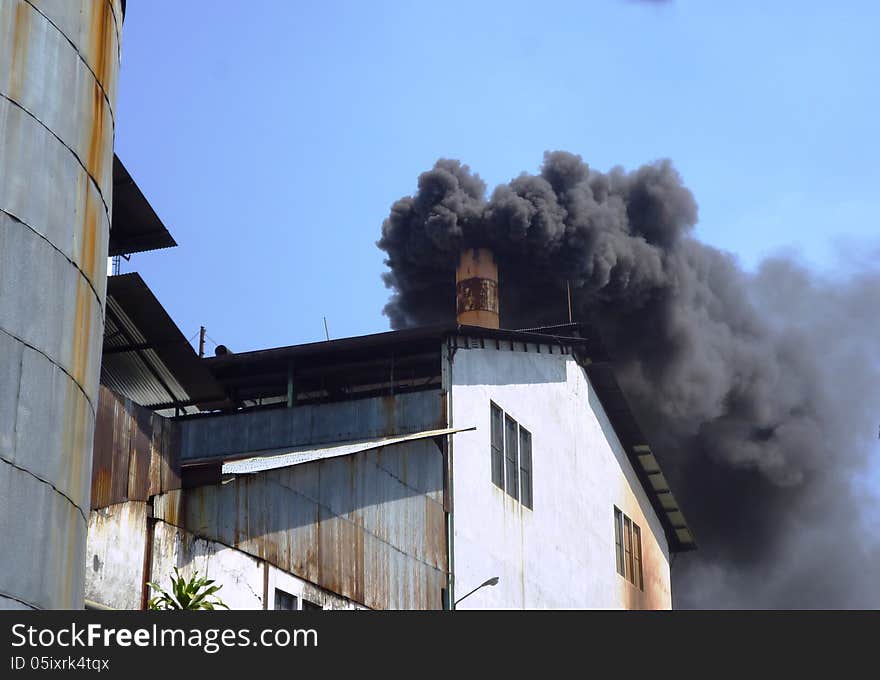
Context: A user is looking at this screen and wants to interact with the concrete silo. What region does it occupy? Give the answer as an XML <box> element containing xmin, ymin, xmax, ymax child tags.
<box><xmin>0</xmin><ymin>0</ymin><xmax>123</xmax><ymax>609</ymax></box>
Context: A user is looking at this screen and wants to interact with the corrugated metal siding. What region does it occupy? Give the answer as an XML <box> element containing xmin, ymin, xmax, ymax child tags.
<box><xmin>179</xmin><ymin>389</ymin><xmax>445</xmax><ymax>461</ymax></box>
<box><xmin>155</xmin><ymin>437</ymin><xmax>447</xmax><ymax>610</ymax></box>
<box><xmin>91</xmin><ymin>385</ymin><xmax>180</xmax><ymax>509</ymax></box>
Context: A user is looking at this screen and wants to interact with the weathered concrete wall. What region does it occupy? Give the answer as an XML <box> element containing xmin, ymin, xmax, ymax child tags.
<box><xmin>84</xmin><ymin>501</ymin><xmax>147</xmax><ymax>610</ymax></box>
<box><xmin>156</xmin><ymin>438</ymin><xmax>447</xmax><ymax>610</ymax></box>
<box><xmin>178</xmin><ymin>390</ymin><xmax>444</xmax><ymax>460</ymax></box>
<box><xmin>0</xmin><ymin>0</ymin><xmax>123</xmax><ymax>610</ymax></box>
<box><xmin>84</xmin><ymin>508</ymin><xmax>361</xmax><ymax>610</ymax></box>
<box><xmin>450</xmin><ymin>343</ymin><xmax>671</xmax><ymax>609</ymax></box>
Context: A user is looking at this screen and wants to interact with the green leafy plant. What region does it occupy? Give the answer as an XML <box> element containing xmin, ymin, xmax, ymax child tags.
<box><xmin>147</xmin><ymin>567</ymin><xmax>229</xmax><ymax>610</ymax></box>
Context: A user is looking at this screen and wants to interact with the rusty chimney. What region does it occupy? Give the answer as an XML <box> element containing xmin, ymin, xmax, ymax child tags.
<box><xmin>456</xmin><ymin>248</ymin><xmax>500</xmax><ymax>328</ymax></box>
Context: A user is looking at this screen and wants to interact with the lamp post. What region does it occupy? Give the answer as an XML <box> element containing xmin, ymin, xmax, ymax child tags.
<box><xmin>454</xmin><ymin>577</ymin><xmax>500</xmax><ymax>607</ymax></box>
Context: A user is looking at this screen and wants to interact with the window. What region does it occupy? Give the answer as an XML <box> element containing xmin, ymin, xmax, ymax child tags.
<box><xmin>614</xmin><ymin>508</ymin><xmax>625</xmax><ymax>576</ymax></box>
<box><xmin>489</xmin><ymin>403</ymin><xmax>533</xmax><ymax>508</ymax></box>
<box><xmin>490</xmin><ymin>403</ymin><xmax>504</xmax><ymax>489</ymax></box>
<box><xmin>275</xmin><ymin>588</ymin><xmax>325</xmax><ymax>610</ymax></box>
<box><xmin>519</xmin><ymin>428</ymin><xmax>532</xmax><ymax>509</ymax></box>
<box><xmin>504</xmin><ymin>415</ymin><xmax>519</xmax><ymax>500</ymax></box>
<box><xmin>274</xmin><ymin>589</ymin><xmax>298</xmax><ymax>610</ymax></box>
<box><xmin>632</xmin><ymin>524</ymin><xmax>643</xmax><ymax>590</ymax></box>
<box><xmin>613</xmin><ymin>507</ymin><xmax>643</xmax><ymax>590</ymax></box>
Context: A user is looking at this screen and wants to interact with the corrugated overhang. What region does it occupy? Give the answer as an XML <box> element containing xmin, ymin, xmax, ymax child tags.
<box><xmin>109</xmin><ymin>155</ymin><xmax>177</xmax><ymax>256</ymax></box>
<box><xmin>101</xmin><ymin>273</ymin><xmax>232</xmax><ymax>414</ymax></box>
<box><xmin>583</xmin><ymin>361</ymin><xmax>696</xmax><ymax>553</ymax></box>
<box><xmin>220</xmin><ymin>426</ymin><xmax>475</xmax><ymax>475</ymax></box>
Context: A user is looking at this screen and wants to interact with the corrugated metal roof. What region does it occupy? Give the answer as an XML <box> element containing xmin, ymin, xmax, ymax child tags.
<box><xmin>205</xmin><ymin>323</ymin><xmax>597</xmax><ymax>369</ymax></box>
<box><xmin>109</xmin><ymin>155</ymin><xmax>177</xmax><ymax>256</ymax></box>
<box><xmin>220</xmin><ymin>426</ymin><xmax>475</xmax><ymax>475</ymax></box>
<box><xmin>101</xmin><ymin>273</ymin><xmax>231</xmax><ymax>413</ymax></box>
<box><xmin>204</xmin><ymin>323</ymin><xmax>603</xmax><ymax>407</ymax></box>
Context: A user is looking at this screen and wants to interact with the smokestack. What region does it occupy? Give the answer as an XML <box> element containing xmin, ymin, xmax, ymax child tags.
<box><xmin>456</xmin><ymin>248</ymin><xmax>499</xmax><ymax>328</ymax></box>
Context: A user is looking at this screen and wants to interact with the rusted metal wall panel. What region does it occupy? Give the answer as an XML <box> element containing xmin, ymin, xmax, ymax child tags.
<box><xmin>179</xmin><ymin>389</ymin><xmax>445</xmax><ymax>461</ymax></box>
<box><xmin>127</xmin><ymin>405</ymin><xmax>152</xmax><ymax>501</ymax></box>
<box><xmin>0</xmin><ymin>0</ymin><xmax>121</xmax><ymax>609</ymax></box>
<box><xmin>90</xmin><ymin>386</ymin><xmax>180</xmax><ymax>509</ymax></box>
<box><xmin>155</xmin><ymin>437</ymin><xmax>447</xmax><ymax>610</ymax></box>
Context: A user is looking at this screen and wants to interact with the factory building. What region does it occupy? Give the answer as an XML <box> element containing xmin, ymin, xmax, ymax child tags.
<box><xmin>84</xmin><ymin>244</ymin><xmax>694</xmax><ymax>611</ymax></box>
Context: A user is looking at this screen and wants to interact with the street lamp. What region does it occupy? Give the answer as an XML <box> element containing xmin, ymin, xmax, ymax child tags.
<box><xmin>454</xmin><ymin>577</ymin><xmax>500</xmax><ymax>607</ymax></box>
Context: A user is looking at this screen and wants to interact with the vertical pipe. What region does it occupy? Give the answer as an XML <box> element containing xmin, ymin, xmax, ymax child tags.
<box><xmin>0</xmin><ymin>0</ymin><xmax>124</xmax><ymax>609</ymax></box>
<box><xmin>140</xmin><ymin>510</ymin><xmax>156</xmax><ymax>610</ymax></box>
<box><xmin>567</xmin><ymin>281</ymin><xmax>572</xmax><ymax>323</ymax></box>
<box><xmin>286</xmin><ymin>363</ymin><xmax>294</xmax><ymax>408</ymax></box>
<box><xmin>198</xmin><ymin>326</ymin><xmax>206</xmax><ymax>358</ymax></box>
<box><xmin>442</xmin><ymin>338</ymin><xmax>456</xmax><ymax>609</ymax></box>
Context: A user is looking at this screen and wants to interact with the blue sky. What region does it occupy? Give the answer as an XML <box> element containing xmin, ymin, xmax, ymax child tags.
<box><xmin>115</xmin><ymin>0</ymin><xmax>879</xmax><ymax>353</ymax></box>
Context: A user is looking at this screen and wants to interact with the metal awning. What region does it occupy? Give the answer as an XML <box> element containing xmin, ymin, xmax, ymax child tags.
<box><xmin>109</xmin><ymin>155</ymin><xmax>177</xmax><ymax>256</ymax></box>
<box><xmin>221</xmin><ymin>426</ymin><xmax>475</xmax><ymax>475</ymax></box>
<box><xmin>633</xmin><ymin>445</ymin><xmax>696</xmax><ymax>549</ymax></box>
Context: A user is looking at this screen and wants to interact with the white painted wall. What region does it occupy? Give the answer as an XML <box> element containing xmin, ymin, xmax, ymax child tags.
<box><xmin>450</xmin><ymin>343</ymin><xmax>671</xmax><ymax>609</ymax></box>
<box><xmin>268</xmin><ymin>566</ymin><xmax>365</xmax><ymax>611</ymax></box>
<box><xmin>150</xmin><ymin>521</ymin><xmax>265</xmax><ymax>610</ymax></box>
<box><xmin>86</xmin><ymin>507</ymin><xmax>367</xmax><ymax>611</ymax></box>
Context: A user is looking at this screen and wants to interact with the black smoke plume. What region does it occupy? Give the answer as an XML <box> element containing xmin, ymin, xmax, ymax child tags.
<box><xmin>377</xmin><ymin>151</ymin><xmax>880</xmax><ymax>608</ymax></box>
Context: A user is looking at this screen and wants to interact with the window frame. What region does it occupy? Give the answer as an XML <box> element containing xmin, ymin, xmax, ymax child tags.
<box><xmin>274</xmin><ymin>588</ymin><xmax>299</xmax><ymax>611</ymax></box>
<box><xmin>614</xmin><ymin>507</ymin><xmax>625</xmax><ymax>577</ymax></box>
<box><xmin>504</xmin><ymin>414</ymin><xmax>519</xmax><ymax>501</ymax></box>
<box><xmin>489</xmin><ymin>403</ymin><xmax>533</xmax><ymax>509</ymax></box>
<box><xmin>613</xmin><ymin>507</ymin><xmax>644</xmax><ymax>591</ymax></box>
<box><xmin>519</xmin><ymin>427</ymin><xmax>533</xmax><ymax>509</ymax></box>
<box><xmin>490</xmin><ymin>402</ymin><xmax>505</xmax><ymax>490</ymax></box>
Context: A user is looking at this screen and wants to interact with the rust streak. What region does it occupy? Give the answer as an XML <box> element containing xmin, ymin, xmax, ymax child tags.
<box><xmin>70</xmin><ymin>277</ymin><xmax>92</xmax><ymax>389</ymax></box>
<box><xmin>66</xmin><ymin>380</ymin><xmax>88</xmax><ymax>507</ymax></box>
<box><xmin>84</xmin><ymin>0</ymin><xmax>116</xmax><ymax>195</ymax></box>
<box><xmin>9</xmin><ymin>1</ymin><xmax>29</xmax><ymax>101</ymax></box>
<box><xmin>86</xmin><ymin>81</ymin><xmax>106</xmax><ymax>191</ymax></box>
<box><xmin>89</xmin><ymin>0</ymin><xmax>115</xmax><ymax>97</ymax></box>
<box><xmin>80</xmin><ymin>186</ymin><xmax>98</xmax><ymax>283</ymax></box>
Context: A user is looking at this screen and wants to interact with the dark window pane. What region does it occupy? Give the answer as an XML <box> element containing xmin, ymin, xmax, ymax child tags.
<box><xmin>505</xmin><ymin>415</ymin><xmax>519</xmax><ymax>500</ymax></box>
<box><xmin>519</xmin><ymin>428</ymin><xmax>533</xmax><ymax>508</ymax></box>
<box><xmin>302</xmin><ymin>599</ymin><xmax>322</xmax><ymax>611</ymax></box>
<box><xmin>614</xmin><ymin>507</ymin><xmax>625</xmax><ymax>576</ymax></box>
<box><xmin>624</xmin><ymin>517</ymin><xmax>634</xmax><ymax>583</ymax></box>
<box><xmin>633</xmin><ymin>524</ymin><xmax>643</xmax><ymax>590</ymax></box>
<box><xmin>274</xmin><ymin>589</ymin><xmax>298</xmax><ymax>611</ymax></box>
<box><xmin>490</xmin><ymin>403</ymin><xmax>504</xmax><ymax>488</ymax></box>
